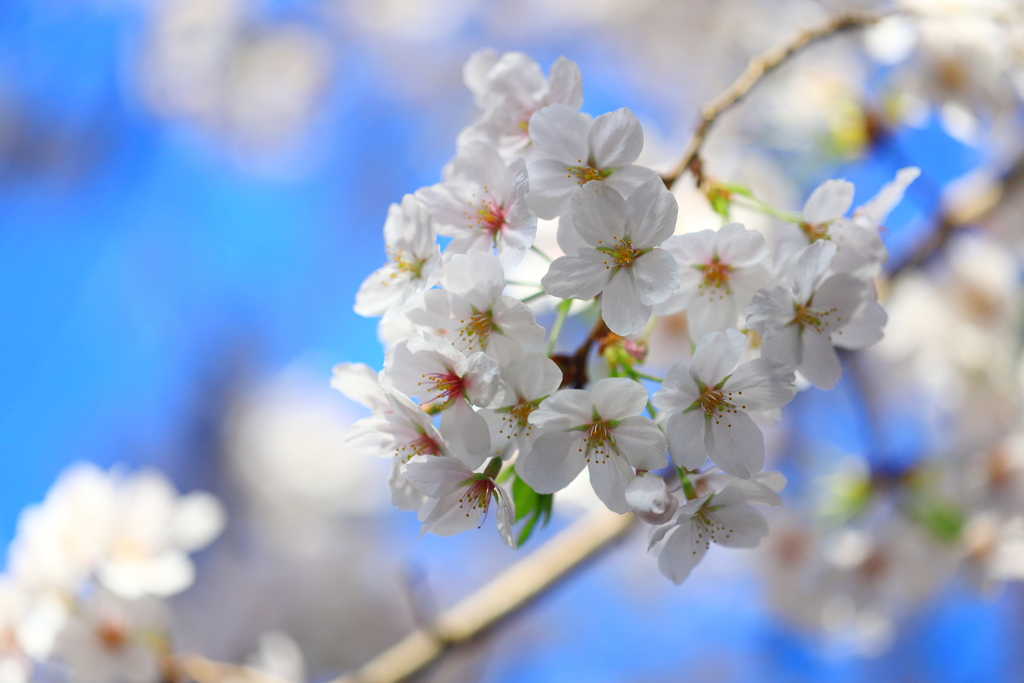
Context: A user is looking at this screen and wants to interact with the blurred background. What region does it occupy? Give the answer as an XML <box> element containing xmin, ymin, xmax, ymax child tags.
<box><xmin>4</xmin><ymin>0</ymin><xmax>1024</xmax><ymax>681</ymax></box>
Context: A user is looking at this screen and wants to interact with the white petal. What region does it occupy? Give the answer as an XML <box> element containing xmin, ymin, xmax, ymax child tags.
<box><xmin>860</xmin><ymin>166</ymin><xmax>919</xmax><ymax>225</ymax></box>
<box><xmin>687</xmin><ymin>291</ymin><xmax>739</xmax><ymax>340</ymax></box>
<box><xmin>331</xmin><ymin>363</ymin><xmax>388</xmax><ymax>412</ymax></box>
<box><xmin>547</xmin><ymin>56</ymin><xmax>583</xmax><ymax>109</ymax></box>
<box><xmin>803</xmin><ymin>179</ymin><xmax>854</xmax><ymax>225</ymax></box>
<box><xmin>528</xmin><ymin>103</ymin><xmax>590</xmax><ymax>164</ymax></box>
<box><xmin>833</xmin><ymin>301</ymin><xmax>887</xmax><ymax>349</ymax></box>
<box><xmin>570</xmin><ymin>181</ymin><xmax>626</xmax><ymax>245</ymax></box>
<box><xmin>541</xmin><ymin>250</ymin><xmax>613</xmax><ymax>300</ymax></box>
<box><xmin>798</xmin><ymin>327</ymin><xmax>842</xmax><ymax>390</ymax></box>
<box><xmin>601</xmin><ymin>268</ymin><xmax>651</xmax><ymax>335</ymax></box>
<box><xmin>530</xmin><ymin>388</ymin><xmax>593</xmax><ymax>427</ymax></box>
<box><xmin>420</xmin><ymin>491</ymin><xmax>482</xmax><ymax>537</ymax></box>
<box><xmin>665</xmin><ymin>410</ymin><xmax>708</xmax><ymax>470</ymax></box>
<box><xmin>604</xmin><ymin>164</ymin><xmax>659</xmax><ymax>198</ymax></box>
<box><xmin>631</xmin><ymin>249</ymin><xmax>680</xmax><ymax>306</ymax></box>
<box><xmin>612</xmin><ymin>416</ymin><xmax>668</xmax><ymax>470</ymax></box>
<box><xmin>745</xmin><ymin>285</ymin><xmax>793</xmax><ymax>339</ymax></box>
<box><xmin>654</xmin><ymin>521</ymin><xmax>709</xmax><ymax>584</ymax></box>
<box><xmin>588</xmin><ymin>107</ymin><xmax>643</xmax><ymax>168</ymax></box>
<box><xmin>440</xmin><ymin>400</ymin><xmax>491</xmax><ymax>467</ymax></box>
<box><xmin>516</xmin><ymin>430</ymin><xmax>588</xmax><ymax>493</ymax></box>
<box><xmin>494</xmin><ymin>486</ymin><xmax>518</xmax><ymax>548</ymax></box>
<box><xmin>688</xmin><ymin>329</ymin><xmax>746</xmax><ymax>387</ymax></box>
<box><xmin>707</xmin><ymin>503</ymin><xmax>768</xmax><ymax>548</ymax></box>
<box><xmin>714</xmin><ymin>223</ymin><xmax>769</xmax><ymax>267</ymax></box>
<box><xmin>505</xmin><ymin>353</ymin><xmax>564</xmax><ymax>400</ymax></box>
<box><xmin>651</xmin><ymin>361</ymin><xmax>700</xmax><ymax>413</ymax></box>
<box><xmin>465</xmin><ymin>352</ymin><xmax>503</xmax><ymax>408</ymax></box>
<box><xmin>624</xmin><ymin>177</ymin><xmax>678</xmax><ymax>248</ymax></box>
<box><xmin>723</xmin><ymin>358</ymin><xmax>797</xmax><ymax>411</ymax></box>
<box><xmin>526</xmin><ymin>158</ymin><xmax>579</xmax><ymax>219</ymax></box>
<box><xmin>760</xmin><ymin>323</ymin><xmax>802</xmax><ymax>370</ymax></box>
<box><xmin>402</xmin><ymin>455</ymin><xmax>472</xmax><ymax>498</ymax></box>
<box><xmin>169</xmin><ymin>493</ymin><xmax>225</xmax><ymax>552</ymax></box>
<box><xmin>704</xmin><ymin>409</ymin><xmax>764</xmax><ymax>479</ymax></box>
<box><xmin>591</xmin><ymin>377</ymin><xmax>649</xmax><ymax>419</ymax></box>
<box><xmin>587</xmin><ymin>452</ymin><xmax>635</xmax><ymax>513</ymax></box>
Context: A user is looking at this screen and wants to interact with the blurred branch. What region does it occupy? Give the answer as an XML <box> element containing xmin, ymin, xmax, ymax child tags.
<box><xmin>331</xmin><ymin>508</ymin><xmax>636</xmax><ymax>683</ymax></box>
<box><xmin>176</xmin><ymin>654</ymin><xmax>293</xmax><ymax>683</ymax></box>
<box><xmin>662</xmin><ymin>9</ymin><xmax>890</xmax><ymax>189</ymax></box>
<box><xmin>886</xmin><ymin>154</ymin><xmax>1024</xmax><ymax>278</ymax></box>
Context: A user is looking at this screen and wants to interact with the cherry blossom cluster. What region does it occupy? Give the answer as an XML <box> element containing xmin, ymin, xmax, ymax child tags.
<box><xmin>338</xmin><ymin>50</ymin><xmax>917</xmax><ymax>584</ymax></box>
<box><xmin>0</xmin><ymin>465</ymin><xmax>225</xmax><ymax>683</ymax></box>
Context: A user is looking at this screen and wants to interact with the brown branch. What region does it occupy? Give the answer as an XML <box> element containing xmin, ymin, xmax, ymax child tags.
<box><xmin>330</xmin><ymin>508</ymin><xmax>636</xmax><ymax>683</ymax></box>
<box><xmin>661</xmin><ymin>9</ymin><xmax>889</xmax><ymax>189</ymax></box>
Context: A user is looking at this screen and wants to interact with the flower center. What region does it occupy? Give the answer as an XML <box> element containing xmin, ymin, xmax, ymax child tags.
<box><xmin>693</xmin><ymin>506</ymin><xmax>736</xmax><ymax>549</ymax></box>
<box><xmin>698</xmin><ymin>257</ymin><xmax>732</xmax><ymax>294</ymax></box>
<box><xmin>395</xmin><ymin>433</ymin><xmax>442</xmax><ymax>461</ymax></box>
<box><xmin>458</xmin><ymin>479</ymin><xmax>495</xmax><ymax>525</ymax></box>
<box><xmin>419</xmin><ymin>372</ymin><xmax>465</xmax><ymax>406</ymax></box>
<box><xmin>690</xmin><ymin>383</ymin><xmax>748</xmax><ymax>426</ymax></box>
<box><xmin>799</xmin><ymin>221</ymin><xmax>830</xmax><ymax>242</ymax></box>
<box><xmin>384</xmin><ymin>245</ymin><xmax>424</xmax><ymax>280</ymax></box>
<box><xmin>475</xmin><ymin>202</ymin><xmax>507</xmax><ymax>235</ymax></box>
<box><xmin>582</xmin><ymin>420</ymin><xmax>616</xmax><ymax>464</ymax></box>
<box><xmin>567</xmin><ymin>159</ymin><xmax>611</xmax><ymax>185</ymax></box>
<box><xmin>96</xmin><ymin>620</ymin><xmax>128</xmax><ymax>650</ymax></box>
<box><xmin>791</xmin><ymin>302</ymin><xmax>841</xmax><ymax>333</ymax></box>
<box><xmin>457</xmin><ymin>310</ymin><xmax>494</xmax><ymax>352</ymax></box>
<box><xmin>596</xmin><ymin>236</ymin><xmax>641</xmax><ymax>269</ymax></box>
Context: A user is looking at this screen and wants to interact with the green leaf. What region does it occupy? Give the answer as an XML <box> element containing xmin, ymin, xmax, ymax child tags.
<box><xmin>912</xmin><ymin>499</ymin><xmax>965</xmax><ymax>544</ymax></box>
<box><xmin>510</xmin><ymin>474</ymin><xmax>553</xmax><ymax>546</ymax></box>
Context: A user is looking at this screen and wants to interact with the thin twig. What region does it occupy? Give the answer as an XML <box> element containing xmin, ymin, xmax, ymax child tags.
<box><xmin>661</xmin><ymin>9</ymin><xmax>889</xmax><ymax>189</ymax></box>
<box><xmin>330</xmin><ymin>508</ymin><xmax>636</xmax><ymax>683</ymax></box>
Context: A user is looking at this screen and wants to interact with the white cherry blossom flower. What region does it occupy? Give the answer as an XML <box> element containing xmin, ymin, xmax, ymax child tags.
<box><xmin>460</xmin><ymin>51</ymin><xmax>582</xmax><ymax>161</ymax></box>
<box><xmin>541</xmin><ymin>178</ymin><xmax>681</xmax><ymax>335</ymax></box>
<box><xmin>383</xmin><ymin>334</ymin><xmax>503</xmax><ymax>460</ymax></box>
<box><xmin>354</xmin><ymin>195</ymin><xmax>441</xmax><ymax>318</ymax></box>
<box><xmin>53</xmin><ymin>590</ymin><xmax>164</xmax><ymax>683</ymax></box>
<box><xmin>648</xmin><ymin>478</ymin><xmax>782</xmax><ymax>584</ymax></box>
<box><xmin>525</xmin><ymin>104</ymin><xmax>658</xmax><ymax>219</ymax></box>
<box><xmin>655</xmin><ymin>223</ymin><xmax>772</xmax><ymax>340</ymax></box>
<box><xmin>652</xmin><ymin>329</ymin><xmax>796</xmax><ymax>479</ymax></box>
<box><xmin>406</xmin><ymin>250</ymin><xmax>545</xmax><ymax>364</ymax></box>
<box><xmin>97</xmin><ymin>471</ymin><xmax>226</xmax><ymax>600</ymax></box>
<box><xmin>416</xmin><ymin>142</ymin><xmax>537</xmax><ymax>267</ymax></box>
<box><xmin>482</xmin><ymin>353</ymin><xmax>564</xmax><ymax>459</ymax></box>
<box><xmin>747</xmin><ymin>241</ymin><xmax>880</xmax><ymax>390</ymax></box>
<box><xmin>517</xmin><ymin>378</ymin><xmax>667</xmax><ymax>513</ymax></box>
<box><xmin>625</xmin><ymin>472</ymin><xmax>678</xmax><ymax>525</ymax></box>
<box><xmin>345</xmin><ymin>389</ymin><xmax>457</xmax><ymax>508</ymax></box>
<box><xmin>776</xmin><ymin>168</ymin><xmax>919</xmax><ymax>277</ymax></box>
<box><xmin>402</xmin><ymin>455</ymin><xmax>516</xmax><ymax>548</ymax></box>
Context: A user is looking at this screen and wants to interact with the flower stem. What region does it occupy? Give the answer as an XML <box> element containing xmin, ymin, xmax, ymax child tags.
<box><xmin>547</xmin><ymin>299</ymin><xmax>572</xmax><ymax>356</ymax></box>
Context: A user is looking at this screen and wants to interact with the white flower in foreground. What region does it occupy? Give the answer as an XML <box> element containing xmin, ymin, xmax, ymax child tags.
<box><xmin>652</xmin><ymin>329</ymin><xmax>796</xmax><ymax>479</ymax></box>
<box><xmin>626</xmin><ymin>472</ymin><xmax>678</xmax><ymax>525</ymax></box>
<box><xmin>416</xmin><ymin>142</ymin><xmax>537</xmax><ymax>267</ymax></box>
<box><xmin>526</xmin><ymin>104</ymin><xmax>658</xmax><ymax>219</ymax></box>
<box><xmin>53</xmin><ymin>590</ymin><xmax>164</xmax><ymax>683</ymax></box>
<box><xmin>354</xmin><ymin>195</ymin><xmax>440</xmax><ymax>317</ymax></box>
<box><xmin>461</xmin><ymin>51</ymin><xmax>582</xmax><ymax>161</ymax></box>
<box><xmin>747</xmin><ymin>241</ymin><xmax>881</xmax><ymax>390</ymax></box>
<box><xmin>345</xmin><ymin>389</ymin><xmax>458</xmax><ymax>508</ymax></box>
<box><xmin>407</xmin><ymin>250</ymin><xmax>545</xmax><ymax>364</ymax></box>
<box><xmin>541</xmin><ymin>178</ymin><xmax>680</xmax><ymax>335</ymax></box>
<box><xmin>517</xmin><ymin>378</ymin><xmax>667</xmax><ymax>513</ymax></box>
<box><xmin>482</xmin><ymin>353</ymin><xmax>564</xmax><ymax>459</ymax></box>
<box><xmin>649</xmin><ymin>478</ymin><xmax>782</xmax><ymax>584</ymax></box>
<box><xmin>384</xmin><ymin>334</ymin><xmax>503</xmax><ymax>460</ymax></box>
<box><xmin>98</xmin><ymin>471</ymin><xmax>226</xmax><ymax>600</ymax></box>
<box><xmin>656</xmin><ymin>223</ymin><xmax>772</xmax><ymax>340</ymax></box>
<box><xmin>402</xmin><ymin>456</ymin><xmax>516</xmax><ymax>548</ymax></box>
